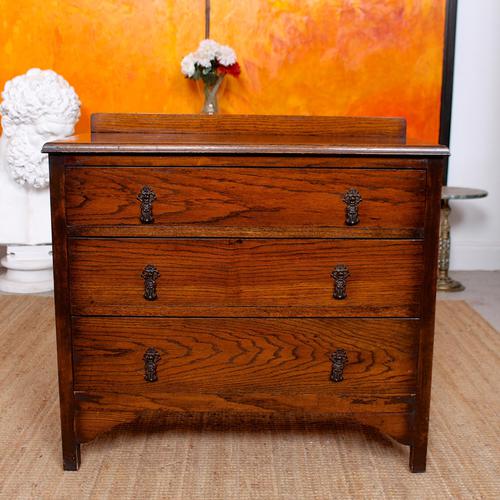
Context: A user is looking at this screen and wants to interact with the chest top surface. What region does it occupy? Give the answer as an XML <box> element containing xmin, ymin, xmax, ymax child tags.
<box><xmin>42</xmin><ymin>113</ymin><xmax>449</xmax><ymax>157</ymax></box>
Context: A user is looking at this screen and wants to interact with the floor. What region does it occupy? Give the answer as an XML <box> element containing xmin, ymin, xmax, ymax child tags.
<box><xmin>1</xmin><ymin>296</ymin><xmax>499</xmax><ymax>499</ymax></box>
<box><xmin>437</xmin><ymin>270</ymin><xmax>500</xmax><ymax>330</ymax></box>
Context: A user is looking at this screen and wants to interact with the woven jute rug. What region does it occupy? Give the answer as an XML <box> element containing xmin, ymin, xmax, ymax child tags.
<box><xmin>0</xmin><ymin>296</ymin><xmax>498</xmax><ymax>499</ymax></box>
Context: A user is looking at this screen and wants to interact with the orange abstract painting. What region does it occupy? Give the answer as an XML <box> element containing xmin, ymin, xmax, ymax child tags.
<box><xmin>0</xmin><ymin>0</ymin><xmax>445</xmax><ymax>141</ymax></box>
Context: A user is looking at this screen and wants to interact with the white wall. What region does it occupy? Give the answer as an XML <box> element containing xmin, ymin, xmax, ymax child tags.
<box><xmin>448</xmin><ymin>0</ymin><xmax>500</xmax><ymax>270</ymax></box>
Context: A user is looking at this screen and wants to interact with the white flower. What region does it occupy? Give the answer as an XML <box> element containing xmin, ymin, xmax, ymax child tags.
<box><xmin>198</xmin><ymin>39</ymin><xmax>220</xmax><ymax>55</ymax></box>
<box><xmin>193</xmin><ymin>48</ymin><xmax>214</xmax><ymax>68</ymax></box>
<box><xmin>192</xmin><ymin>39</ymin><xmax>219</xmax><ymax>68</ymax></box>
<box><xmin>216</xmin><ymin>45</ymin><xmax>236</xmax><ymax>66</ymax></box>
<box><xmin>181</xmin><ymin>53</ymin><xmax>196</xmax><ymax>77</ymax></box>
<box><xmin>180</xmin><ymin>39</ymin><xmax>238</xmax><ymax>78</ymax></box>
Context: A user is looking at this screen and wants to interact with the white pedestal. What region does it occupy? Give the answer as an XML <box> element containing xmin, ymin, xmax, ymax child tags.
<box><xmin>0</xmin><ymin>245</ymin><xmax>53</xmax><ymax>293</ymax></box>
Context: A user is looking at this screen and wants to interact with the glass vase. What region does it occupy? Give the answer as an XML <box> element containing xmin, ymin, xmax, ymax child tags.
<box><xmin>199</xmin><ymin>75</ymin><xmax>225</xmax><ymax>115</ymax></box>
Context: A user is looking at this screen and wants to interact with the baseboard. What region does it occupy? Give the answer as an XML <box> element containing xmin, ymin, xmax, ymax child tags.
<box><xmin>450</xmin><ymin>241</ymin><xmax>500</xmax><ymax>271</ymax></box>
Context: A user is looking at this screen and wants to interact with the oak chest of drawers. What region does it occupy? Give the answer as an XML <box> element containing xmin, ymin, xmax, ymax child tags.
<box><xmin>44</xmin><ymin>113</ymin><xmax>448</xmax><ymax>471</ymax></box>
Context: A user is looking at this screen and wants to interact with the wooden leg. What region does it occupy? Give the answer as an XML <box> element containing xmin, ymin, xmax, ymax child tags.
<box><xmin>62</xmin><ymin>440</ymin><xmax>81</xmax><ymax>471</ymax></box>
<box><xmin>57</xmin><ymin>368</ymin><xmax>80</xmax><ymax>470</ymax></box>
<box><xmin>409</xmin><ymin>441</ymin><xmax>427</xmax><ymax>473</ymax></box>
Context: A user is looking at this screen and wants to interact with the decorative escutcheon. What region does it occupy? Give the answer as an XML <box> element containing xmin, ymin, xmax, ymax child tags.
<box><xmin>141</xmin><ymin>264</ymin><xmax>160</xmax><ymax>301</ymax></box>
<box><xmin>331</xmin><ymin>264</ymin><xmax>350</xmax><ymax>300</ymax></box>
<box><xmin>329</xmin><ymin>349</ymin><xmax>348</xmax><ymax>382</ymax></box>
<box><xmin>137</xmin><ymin>185</ymin><xmax>157</xmax><ymax>224</ymax></box>
<box><xmin>143</xmin><ymin>347</ymin><xmax>161</xmax><ymax>382</ymax></box>
<box><xmin>343</xmin><ymin>188</ymin><xmax>362</xmax><ymax>226</ymax></box>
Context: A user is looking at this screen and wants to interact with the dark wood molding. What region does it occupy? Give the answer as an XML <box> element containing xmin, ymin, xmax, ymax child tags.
<box><xmin>49</xmin><ymin>156</ymin><xmax>80</xmax><ymax>471</ymax></box>
<box><xmin>42</xmin><ymin>140</ymin><xmax>449</xmax><ymax>157</ymax></box>
<box><xmin>439</xmin><ymin>0</ymin><xmax>459</xmax><ymax>183</ymax></box>
<box><xmin>410</xmin><ymin>158</ymin><xmax>443</xmax><ymax>472</ymax></box>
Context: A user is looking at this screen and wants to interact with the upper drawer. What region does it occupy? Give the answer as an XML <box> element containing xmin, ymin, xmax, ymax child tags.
<box><xmin>69</xmin><ymin>238</ymin><xmax>424</xmax><ymax>318</ymax></box>
<box><xmin>64</xmin><ymin>167</ymin><xmax>426</xmax><ymax>238</ymax></box>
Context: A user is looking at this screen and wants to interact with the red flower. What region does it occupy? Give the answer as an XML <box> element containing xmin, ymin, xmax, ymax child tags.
<box><xmin>217</xmin><ymin>62</ymin><xmax>241</xmax><ymax>77</ymax></box>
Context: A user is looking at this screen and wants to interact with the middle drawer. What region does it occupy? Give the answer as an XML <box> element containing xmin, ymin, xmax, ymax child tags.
<box><xmin>69</xmin><ymin>238</ymin><xmax>423</xmax><ymax>317</ymax></box>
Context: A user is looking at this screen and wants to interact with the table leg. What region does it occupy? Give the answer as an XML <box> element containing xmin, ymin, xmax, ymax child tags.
<box><xmin>437</xmin><ymin>199</ymin><xmax>465</xmax><ymax>292</ymax></box>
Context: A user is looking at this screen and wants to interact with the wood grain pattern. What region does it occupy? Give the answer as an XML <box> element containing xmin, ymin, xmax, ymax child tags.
<box><xmin>66</xmin><ymin>225</ymin><xmax>424</xmax><ymax>239</ymax></box>
<box><xmin>69</xmin><ymin>238</ymin><xmax>424</xmax><ymax>318</ymax></box>
<box><xmin>65</xmin><ymin>167</ymin><xmax>426</xmax><ymax>238</ymax></box>
<box><xmin>74</xmin><ymin>392</ymin><xmax>414</xmax><ymax>444</ymax></box>
<box><xmin>73</xmin><ymin>317</ymin><xmax>418</xmax><ymax>394</ymax></box>
<box><xmin>90</xmin><ymin>113</ymin><xmax>407</xmax><ymax>139</ymax></box>
<box><xmin>61</xmin><ymin>155</ymin><xmax>432</xmax><ymax>169</ymax></box>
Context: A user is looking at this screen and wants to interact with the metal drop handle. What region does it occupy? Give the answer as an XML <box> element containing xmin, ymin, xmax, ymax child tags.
<box><xmin>343</xmin><ymin>188</ymin><xmax>362</xmax><ymax>226</ymax></box>
<box><xmin>141</xmin><ymin>264</ymin><xmax>160</xmax><ymax>301</ymax></box>
<box><xmin>137</xmin><ymin>185</ymin><xmax>157</xmax><ymax>224</ymax></box>
<box><xmin>143</xmin><ymin>347</ymin><xmax>161</xmax><ymax>382</ymax></box>
<box><xmin>330</xmin><ymin>349</ymin><xmax>348</xmax><ymax>382</ymax></box>
<box><xmin>331</xmin><ymin>264</ymin><xmax>350</xmax><ymax>300</ymax></box>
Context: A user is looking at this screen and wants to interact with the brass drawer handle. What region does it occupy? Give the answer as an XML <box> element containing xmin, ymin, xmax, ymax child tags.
<box><xmin>343</xmin><ymin>188</ymin><xmax>362</xmax><ymax>226</ymax></box>
<box><xmin>143</xmin><ymin>347</ymin><xmax>161</xmax><ymax>382</ymax></box>
<box><xmin>331</xmin><ymin>264</ymin><xmax>350</xmax><ymax>300</ymax></box>
<box><xmin>141</xmin><ymin>264</ymin><xmax>160</xmax><ymax>301</ymax></box>
<box><xmin>137</xmin><ymin>185</ymin><xmax>157</xmax><ymax>224</ymax></box>
<box><xmin>330</xmin><ymin>349</ymin><xmax>348</xmax><ymax>382</ymax></box>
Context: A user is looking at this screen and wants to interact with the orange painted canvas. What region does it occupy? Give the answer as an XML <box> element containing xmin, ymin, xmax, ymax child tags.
<box><xmin>0</xmin><ymin>0</ymin><xmax>445</xmax><ymax>141</ymax></box>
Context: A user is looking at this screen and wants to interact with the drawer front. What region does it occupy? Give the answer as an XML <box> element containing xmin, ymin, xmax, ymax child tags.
<box><xmin>69</xmin><ymin>238</ymin><xmax>424</xmax><ymax>317</ymax></box>
<box><xmin>65</xmin><ymin>167</ymin><xmax>426</xmax><ymax>237</ymax></box>
<box><xmin>73</xmin><ymin>316</ymin><xmax>418</xmax><ymax>402</ymax></box>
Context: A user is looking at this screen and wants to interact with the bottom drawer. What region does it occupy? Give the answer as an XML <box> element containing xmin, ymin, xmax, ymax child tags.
<box><xmin>73</xmin><ymin>317</ymin><xmax>418</xmax><ymax>401</ymax></box>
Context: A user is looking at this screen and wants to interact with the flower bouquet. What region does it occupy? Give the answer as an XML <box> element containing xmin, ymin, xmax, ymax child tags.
<box><xmin>181</xmin><ymin>39</ymin><xmax>241</xmax><ymax>114</ymax></box>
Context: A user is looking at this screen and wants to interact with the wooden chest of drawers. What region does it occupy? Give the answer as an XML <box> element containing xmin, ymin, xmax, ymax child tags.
<box><xmin>44</xmin><ymin>114</ymin><xmax>447</xmax><ymax>471</ymax></box>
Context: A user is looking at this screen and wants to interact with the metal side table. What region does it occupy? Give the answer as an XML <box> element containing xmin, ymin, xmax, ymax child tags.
<box><xmin>438</xmin><ymin>186</ymin><xmax>488</xmax><ymax>292</ymax></box>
